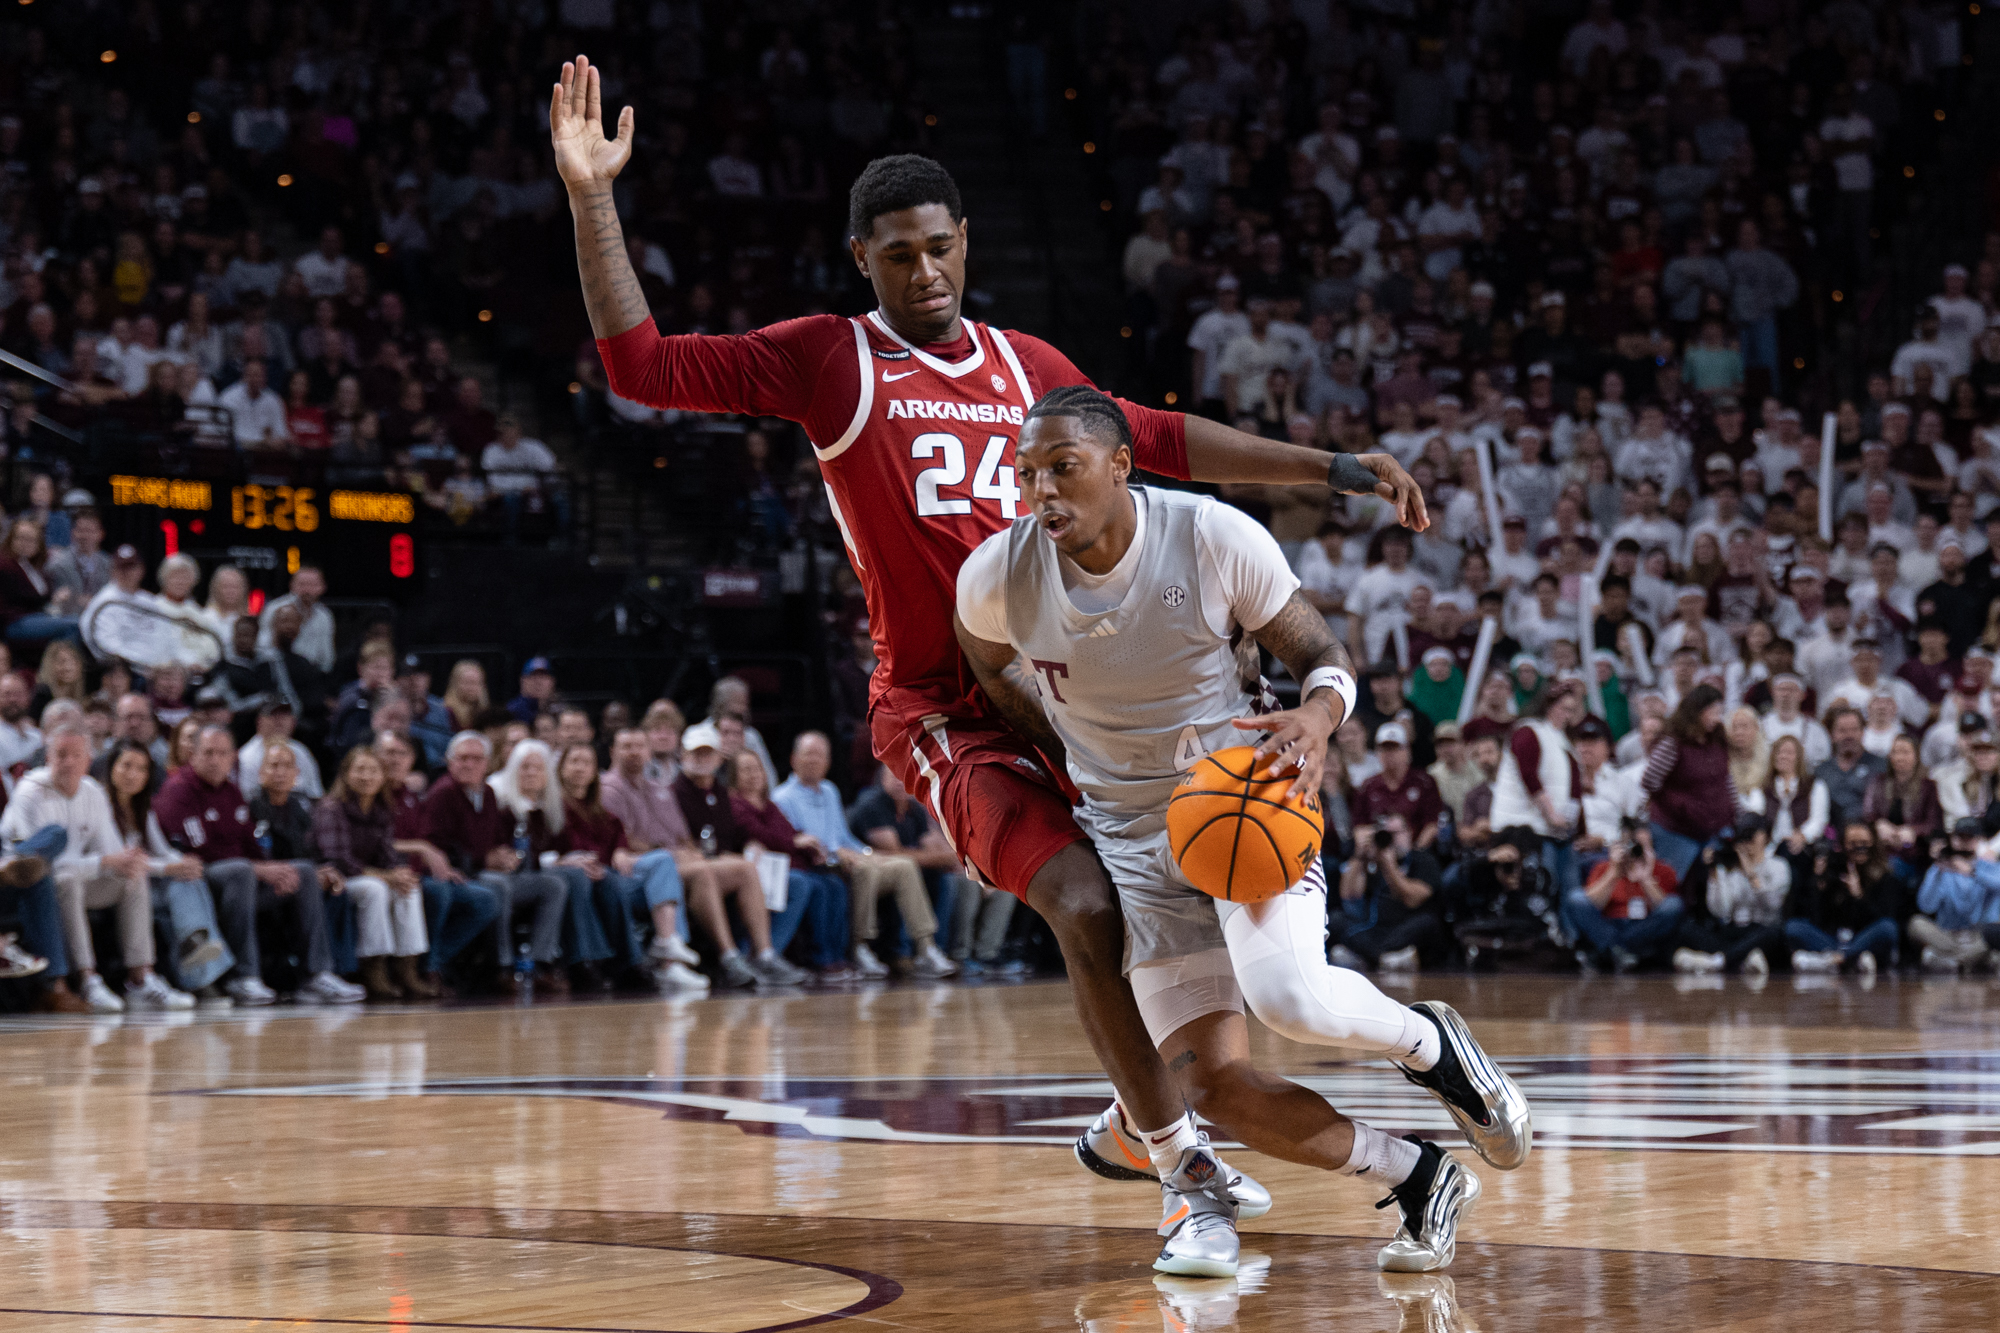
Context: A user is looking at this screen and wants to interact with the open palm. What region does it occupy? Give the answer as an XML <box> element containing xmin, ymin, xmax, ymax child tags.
<box><xmin>550</xmin><ymin>55</ymin><xmax>633</xmax><ymax>187</ymax></box>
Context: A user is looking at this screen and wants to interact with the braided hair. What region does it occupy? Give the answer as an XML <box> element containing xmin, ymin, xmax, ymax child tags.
<box><xmin>1023</xmin><ymin>384</ymin><xmax>1134</xmax><ymax>457</ymax></box>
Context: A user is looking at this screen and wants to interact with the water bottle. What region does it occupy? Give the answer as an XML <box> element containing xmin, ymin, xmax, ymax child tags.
<box><xmin>253</xmin><ymin>820</ymin><xmax>273</xmax><ymax>858</ymax></box>
<box><xmin>514</xmin><ymin>943</ymin><xmax>534</xmax><ymax>995</ymax></box>
<box><xmin>513</xmin><ymin>819</ymin><xmax>531</xmax><ymax>864</ymax></box>
<box><xmin>699</xmin><ymin>823</ymin><xmax>719</xmax><ymax>857</ymax></box>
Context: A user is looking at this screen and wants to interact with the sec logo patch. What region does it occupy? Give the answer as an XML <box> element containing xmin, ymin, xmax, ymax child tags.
<box><xmin>1163</xmin><ymin>585</ymin><xmax>1187</xmax><ymax>608</ymax></box>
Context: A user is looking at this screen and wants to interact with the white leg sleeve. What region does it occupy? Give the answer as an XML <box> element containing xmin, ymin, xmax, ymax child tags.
<box><xmin>1219</xmin><ymin>885</ymin><xmax>1426</xmax><ymax>1060</ymax></box>
<box><xmin>346</xmin><ymin>877</ymin><xmax>392</xmax><ymax>958</ymax></box>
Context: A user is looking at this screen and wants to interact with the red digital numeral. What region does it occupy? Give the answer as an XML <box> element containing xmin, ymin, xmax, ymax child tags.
<box><xmin>389</xmin><ymin>533</ymin><xmax>414</xmax><ymax>578</ymax></box>
<box><xmin>158</xmin><ymin>520</ymin><xmax>178</xmax><ymax>555</ymax></box>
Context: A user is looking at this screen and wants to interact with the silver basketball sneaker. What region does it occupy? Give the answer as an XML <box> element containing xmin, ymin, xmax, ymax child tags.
<box><xmin>1154</xmin><ymin>1145</ymin><xmax>1240</xmax><ymax>1278</ymax></box>
<box><xmin>1073</xmin><ymin>1101</ymin><xmax>1273</xmax><ymax>1219</ymax></box>
<box><xmin>1377</xmin><ymin>1138</ymin><xmax>1481</xmax><ymax>1273</ymax></box>
<box><xmin>1395</xmin><ymin>1001</ymin><xmax>1532</xmax><ymax>1170</ymax></box>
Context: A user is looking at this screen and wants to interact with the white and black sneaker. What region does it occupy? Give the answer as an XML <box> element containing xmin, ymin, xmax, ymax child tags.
<box><xmin>1153</xmin><ymin>1145</ymin><xmax>1240</xmax><ymax>1278</ymax></box>
<box><xmin>1376</xmin><ymin>1137</ymin><xmax>1481</xmax><ymax>1273</ymax></box>
<box><xmin>1395</xmin><ymin>1001</ymin><xmax>1532</xmax><ymax>1170</ymax></box>
<box><xmin>1072</xmin><ymin>1101</ymin><xmax>1273</xmax><ymax>1219</ymax></box>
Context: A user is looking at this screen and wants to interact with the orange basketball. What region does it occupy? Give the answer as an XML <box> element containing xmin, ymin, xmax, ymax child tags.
<box><xmin>1166</xmin><ymin>745</ymin><xmax>1325</xmax><ymax>903</ymax></box>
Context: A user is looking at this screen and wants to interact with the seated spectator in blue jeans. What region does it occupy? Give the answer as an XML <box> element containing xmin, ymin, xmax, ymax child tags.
<box><xmin>1909</xmin><ymin>818</ymin><xmax>2000</xmax><ymax>973</ymax></box>
<box><xmin>596</xmin><ymin>726</ymin><xmax>707</xmax><ymax>988</ymax></box>
<box><xmin>374</xmin><ymin>731</ymin><xmax>499</xmax><ymax>991</ymax></box>
<box><xmin>0</xmin><ymin>517</ymin><xmax>81</xmax><ymax>649</ymax></box>
<box><xmin>1561</xmin><ymin>819</ymin><xmax>1686</xmax><ymax>972</ymax></box>
<box><xmin>100</xmin><ymin>739</ymin><xmax>234</xmax><ymax>998</ymax></box>
<box><xmin>0</xmin><ymin>825</ymin><xmax>87</xmax><ymax>1011</ymax></box>
<box><xmin>491</xmin><ymin>738</ymin><xmax>619</xmax><ymax>991</ymax></box>
<box><xmin>551</xmin><ymin>740</ymin><xmax>668</xmax><ymax>989</ymax></box>
<box><xmin>727</xmin><ymin>751</ymin><xmax>844</xmax><ymax>977</ymax></box>
<box><xmin>1785</xmin><ymin>821</ymin><xmax>1904</xmax><ymax>975</ymax></box>
<box><xmin>1330</xmin><ymin>817</ymin><xmax>1448</xmax><ymax>973</ymax></box>
<box><xmin>846</xmin><ymin>765</ymin><xmax>960</xmax><ymax>979</ymax></box>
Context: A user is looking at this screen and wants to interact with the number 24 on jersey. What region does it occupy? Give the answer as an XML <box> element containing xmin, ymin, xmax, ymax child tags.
<box><xmin>911</xmin><ymin>432</ymin><xmax>1021</xmax><ymax>520</ymax></box>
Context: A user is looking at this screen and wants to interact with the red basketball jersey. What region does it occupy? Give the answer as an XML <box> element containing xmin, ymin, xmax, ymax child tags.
<box><xmin>595</xmin><ymin>311</ymin><xmax>1190</xmax><ymax>730</ymax></box>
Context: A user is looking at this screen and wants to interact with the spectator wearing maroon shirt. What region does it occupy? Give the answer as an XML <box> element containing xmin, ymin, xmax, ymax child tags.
<box><xmin>1352</xmin><ymin>722</ymin><xmax>1446</xmax><ymax>848</ymax></box>
<box><xmin>727</xmin><ymin>755</ymin><xmax>839</xmax><ymax>977</ymax></box>
<box><xmin>1639</xmin><ymin>685</ymin><xmax>1745</xmax><ymax>877</ymax></box>
<box><xmin>154</xmin><ymin>725</ymin><xmax>356</xmax><ymax>1006</ymax></box>
<box><xmin>371</xmin><ymin>730</ymin><xmax>497</xmax><ymax>987</ymax></box>
<box><xmin>1897</xmin><ymin>622</ymin><xmax>1960</xmax><ymax>709</ymax></box>
<box><xmin>668</xmin><ymin>722</ymin><xmax>803</xmax><ymax>989</ymax></box>
<box><xmin>421</xmin><ymin>731</ymin><xmax>568</xmax><ymax>994</ymax></box>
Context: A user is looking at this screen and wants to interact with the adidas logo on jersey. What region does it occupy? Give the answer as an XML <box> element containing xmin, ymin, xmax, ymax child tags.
<box><xmin>885</xmin><ymin>399</ymin><xmax>1027</xmax><ymax>425</ymax></box>
<box><xmin>1087</xmin><ymin>621</ymin><xmax>1120</xmax><ymax>639</ymax></box>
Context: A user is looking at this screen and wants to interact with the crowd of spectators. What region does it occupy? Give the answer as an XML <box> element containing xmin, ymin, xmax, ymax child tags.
<box><xmin>0</xmin><ymin>543</ymin><xmax>1025</xmax><ymax>1008</ymax></box>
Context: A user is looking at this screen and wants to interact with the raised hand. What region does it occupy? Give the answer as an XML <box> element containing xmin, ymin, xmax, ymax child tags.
<box><xmin>550</xmin><ymin>55</ymin><xmax>633</xmax><ymax>189</ymax></box>
<box><xmin>1355</xmin><ymin>452</ymin><xmax>1431</xmax><ymax>532</ymax></box>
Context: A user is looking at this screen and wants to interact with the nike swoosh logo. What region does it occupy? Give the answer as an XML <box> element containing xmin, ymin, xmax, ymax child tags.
<box><xmin>882</xmin><ymin>369</ymin><xmax>919</xmax><ymax>382</ymax></box>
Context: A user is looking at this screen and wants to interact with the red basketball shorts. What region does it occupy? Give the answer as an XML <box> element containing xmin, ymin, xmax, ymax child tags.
<box><xmin>872</xmin><ymin>710</ymin><xmax>1087</xmax><ymax>902</ymax></box>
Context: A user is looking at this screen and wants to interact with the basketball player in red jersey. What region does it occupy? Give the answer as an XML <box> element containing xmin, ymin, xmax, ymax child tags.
<box><xmin>551</xmin><ymin>56</ymin><xmax>1429</xmax><ymax>1231</ymax></box>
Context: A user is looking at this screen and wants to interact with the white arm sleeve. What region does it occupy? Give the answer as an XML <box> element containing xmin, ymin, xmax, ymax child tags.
<box><xmin>953</xmin><ymin>531</ymin><xmax>1014</xmax><ymax>647</ymax></box>
<box><xmin>1194</xmin><ymin>499</ymin><xmax>1302</xmax><ymax>636</ymax></box>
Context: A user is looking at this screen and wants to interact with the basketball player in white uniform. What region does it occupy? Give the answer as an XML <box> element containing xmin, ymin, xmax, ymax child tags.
<box><xmin>955</xmin><ymin>386</ymin><xmax>1531</xmax><ymax>1279</ymax></box>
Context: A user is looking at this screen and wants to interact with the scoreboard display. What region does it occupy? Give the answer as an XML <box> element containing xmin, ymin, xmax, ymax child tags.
<box><xmin>104</xmin><ymin>474</ymin><xmax>420</xmax><ymax>599</ymax></box>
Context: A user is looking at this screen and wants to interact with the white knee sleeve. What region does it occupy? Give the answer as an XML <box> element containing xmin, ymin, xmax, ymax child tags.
<box><xmin>1129</xmin><ymin>949</ymin><xmax>1244</xmax><ymax>1048</ymax></box>
<box><xmin>1219</xmin><ymin>888</ymin><xmax>1423</xmax><ymax>1058</ymax></box>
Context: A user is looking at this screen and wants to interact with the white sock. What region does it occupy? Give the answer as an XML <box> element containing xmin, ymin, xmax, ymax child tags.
<box><xmin>1338</xmin><ymin>1119</ymin><xmax>1421</xmax><ymax>1188</ymax></box>
<box><xmin>1138</xmin><ymin>1112</ymin><xmax>1201</xmax><ymax>1178</ymax></box>
<box><xmin>1394</xmin><ymin>1006</ymin><xmax>1442</xmax><ymax>1071</ymax></box>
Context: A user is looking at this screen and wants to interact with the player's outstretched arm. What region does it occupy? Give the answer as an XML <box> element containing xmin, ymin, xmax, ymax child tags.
<box><xmin>1181</xmin><ymin>415</ymin><xmax>1430</xmax><ymax>532</ymax></box>
<box><xmin>1235</xmin><ymin>591</ymin><xmax>1357</xmax><ymax>799</ymax></box>
<box><xmin>955</xmin><ymin>614</ymin><xmax>1068</xmax><ymax>774</ymax></box>
<box><xmin>552</xmin><ymin>55</ymin><xmax>650</xmax><ymax>340</ymax></box>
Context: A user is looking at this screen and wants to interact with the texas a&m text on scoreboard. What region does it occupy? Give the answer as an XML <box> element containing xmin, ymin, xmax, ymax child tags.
<box><xmin>104</xmin><ymin>474</ymin><xmax>420</xmax><ymax>599</ymax></box>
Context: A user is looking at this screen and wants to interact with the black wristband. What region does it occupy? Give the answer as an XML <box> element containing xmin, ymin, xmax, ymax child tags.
<box><xmin>1327</xmin><ymin>453</ymin><xmax>1379</xmax><ymax>493</ymax></box>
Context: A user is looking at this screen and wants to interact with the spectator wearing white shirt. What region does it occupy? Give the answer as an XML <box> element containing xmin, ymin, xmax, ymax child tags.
<box><xmin>257</xmin><ymin>566</ymin><xmax>336</xmax><ymax>673</ymax></box>
<box><xmin>1185</xmin><ymin>278</ymin><xmax>1249</xmax><ymax>416</ymax></box>
<box><xmin>1846</xmin><ymin>544</ymin><xmax>1918</xmax><ymax>646</ymax></box>
<box><xmin>480</xmin><ymin>416</ymin><xmax>559</xmax><ymax>496</ymax></box>
<box><xmin>1609</xmin><ymin>479</ymin><xmax>1685</xmax><ymax>556</ymax></box>
<box><xmin>1613</xmin><ymin>405</ymin><xmax>1691</xmax><ymax>497</ymax></box>
<box><xmin>1560</xmin><ymin>0</ymin><xmax>1627</xmax><ymax>79</ymax></box>
<box><xmin>292</xmin><ymin>225</ymin><xmax>351</xmax><ymax>299</ymax></box>
<box><xmin>1216</xmin><ymin>299</ymin><xmax>1301</xmax><ymax>418</ymax></box>
<box><xmin>1929</xmin><ymin>264</ymin><xmax>1986</xmax><ymax>376</ymax></box>
<box><xmin>1653</xmin><ymin>586</ymin><xmax>1734</xmax><ymax>667</ymax></box>
<box><xmin>1889</xmin><ymin>310</ymin><xmax>1956</xmax><ymax>401</ymax></box>
<box><xmin>1509</xmin><ymin>573</ymin><xmax>1573</xmax><ymax>658</ymax></box>
<box><xmin>1824</xmin><ymin>638</ymin><xmax>1929</xmax><ymax>730</ymax></box>
<box><xmin>237</xmin><ymin>702</ymin><xmax>324</xmax><ymax>799</ymax></box>
<box><xmin>1761</xmin><ymin>674</ymin><xmax>1832</xmax><ymax>766</ymax></box>
<box><xmin>1347</xmin><ymin>529</ymin><xmax>1432</xmax><ymax>664</ymax></box>
<box><xmin>1293</xmin><ymin>521</ymin><xmax>1361</xmax><ymax>644</ymax></box>
<box><xmin>216</xmin><ymin>359</ymin><xmax>289</xmax><ymax>449</ymax></box>
<box><xmin>1415</xmin><ymin>177</ymin><xmax>1480</xmax><ymax>282</ymax></box>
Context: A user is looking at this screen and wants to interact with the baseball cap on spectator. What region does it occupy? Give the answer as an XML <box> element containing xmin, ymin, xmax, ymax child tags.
<box><xmin>61</xmin><ymin>488</ymin><xmax>92</xmax><ymax>507</ymax></box>
<box><xmin>1434</xmin><ymin>393</ymin><xmax>1461</xmax><ymax>407</ymax></box>
<box><xmin>1705</xmin><ymin>453</ymin><xmax>1735</xmax><ymax>473</ymax></box>
<box><xmin>1434</xmin><ymin>721</ymin><xmax>1462</xmax><ymax>741</ymax></box>
<box><xmin>1376</xmin><ymin>126</ymin><xmax>1399</xmax><ymax>141</ymax></box>
<box><xmin>1470</xmin><ymin>280</ymin><xmax>1495</xmax><ymax>299</ymax></box>
<box><xmin>112</xmin><ymin>545</ymin><xmax>142</xmax><ymax>571</ymax></box>
<box><xmin>1527</xmin><ymin>362</ymin><xmax>1553</xmax><ymax>380</ymax></box>
<box><xmin>521</xmin><ymin>656</ymin><xmax>554</xmax><ymax>676</ymax></box>
<box><xmin>182</xmin><ymin>183</ymin><xmax>207</xmax><ymax>201</ymax></box>
<box><xmin>681</xmin><ymin>721</ymin><xmax>724</xmax><ymax>752</ymax></box>
<box><xmin>1770</xmin><ymin>672</ymin><xmax>1804</xmax><ymax>690</ymax></box>
<box><xmin>1375</xmin><ymin>722</ymin><xmax>1409</xmax><ymax>747</ymax></box>
<box><xmin>1501</xmin><ymin>396</ymin><xmax>1527</xmax><ymax>411</ymax></box>
<box><xmin>1713</xmin><ymin>395</ymin><xmax>1742</xmax><ymax>413</ymax></box>
<box><xmin>1788</xmin><ymin>567</ymin><xmax>1822</xmax><ymax>583</ymax></box>
<box><xmin>1881</xmin><ymin>402</ymin><xmax>1911</xmax><ymax>418</ymax></box>
<box><xmin>79</xmin><ymin>176</ymin><xmax>103</xmax><ymax>195</ymax></box>
<box><xmin>1571</xmin><ymin>716</ymin><xmax>1610</xmax><ymax>742</ymax></box>
<box><xmin>1852</xmin><ymin>637</ymin><xmax>1882</xmax><ymax>652</ymax></box>
<box><xmin>1676</xmin><ymin>585</ymin><xmax>1707</xmax><ymax>602</ymax></box>
<box><xmin>1215</xmin><ymin>273</ymin><xmax>1241</xmax><ymax>291</ymax></box>
<box><xmin>1777</xmin><ymin>408</ymin><xmax>1802</xmax><ymax>422</ymax></box>
<box><xmin>1945</xmin><ymin>263</ymin><xmax>1969</xmax><ymax>279</ymax></box>
<box><xmin>1421</xmin><ymin>647</ymin><xmax>1455</xmax><ymax>669</ymax></box>
<box><xmin>258</xmin><ymin>699</ymin><xmax>294</xmax><ymax>718</ymax></box>
<box><xmin>1861</xmin><ymin>441</ymin><xmax>1889</xmax><ymax>457</ymax></box>
<box><xmin>1938</xmin><ymin>532</ymin><xmax>1964</xmax><ymax>552</ymax></box>
<box><xmin>1516</xmin><ymin>427</ymin><xmax>1544</xmax><ymax>444</ymax></box>
<box><xmin>1959</xmin><ymin>712</ymin><xmax>1991</xmax><ymax>734</ymax></box>
<box><xmin>1540</xmin><ymin>291</ymin><xmax>1565</xmax><ymax>307</ymax></box>
<box><xmin>1952</xmin><ymin>816</ymin><xmax>1986</xmax><ymax>836</ymax></box>
<box><xmin>398</xmin><ymin>653</ymin><xmax>425</xmax><ymax>676</ymax></box>
<box><xmin>1502</xmin><ymin>514</ymin><xmax>1527</xmax><ymax>529</ymax></box>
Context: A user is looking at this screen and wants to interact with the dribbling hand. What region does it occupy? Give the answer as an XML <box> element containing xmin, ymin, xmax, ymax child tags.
<box><xmin>1233</xmin><ymin>707</ymin><xmax>1333</xmax><ymax>803</ymax></box>
<box><xmin>1354</xmin><ymin>453</ymin><xmax>1431</xmax><ymax>533</ymax></box>
<box><xmin>550</xmin><ymin>55</ymin><xmax>634</xmax><ymax>188</ymax></box>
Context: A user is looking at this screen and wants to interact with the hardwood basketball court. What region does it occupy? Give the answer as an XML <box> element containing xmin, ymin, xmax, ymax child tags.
<box><xmin>3</xmin><ymin>973</ymin><xmax>1997</xmax><ymax>1331</ymax></box>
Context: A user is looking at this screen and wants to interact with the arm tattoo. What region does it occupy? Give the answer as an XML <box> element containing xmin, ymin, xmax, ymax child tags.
<box><xmin>957</xmin><ymin>621</ymin><xmax>1069</xmax><ymax>772</ymax></box>
<box><xmin>568</xmin><ymin>183</ymin><xmax>653</xmax><ymax>340</ymax></box>
<box><xmin>1252</xmin><ymin>592</ymin><xmax>1356</xmax><ymax>721</ymax></box>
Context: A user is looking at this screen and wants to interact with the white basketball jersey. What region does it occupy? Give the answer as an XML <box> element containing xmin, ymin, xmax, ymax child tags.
<box><xmin>1000</xmin><ymin>488</ymin><xmax>1257</xmax><ymax>821</ymax></box>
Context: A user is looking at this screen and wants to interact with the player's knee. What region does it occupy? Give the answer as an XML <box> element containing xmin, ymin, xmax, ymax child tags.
<box><xmin>1027</xmin><ymin>849</ymin><xmax>1120</xmax><ymax>961</ymax></box>
<box><xmin>1237</xmin><ymin>969</ymin><xmax>1349</xmax><ymax>1047</ymax></box>
<box><xmin>1180</xmin><ymin>1058</ymin><xmax>1259</xmax><ymax>1126</ymax></box>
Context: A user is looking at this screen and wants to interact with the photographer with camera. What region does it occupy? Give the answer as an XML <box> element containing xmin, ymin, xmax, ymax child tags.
<box><xmin>1562</xmin><ymin>818</ymin><xmax>1685</xmax><ymax>973</ymax></box>
<box><xmin>1909</xmin><ymin>818</ymin><xmax>1999</xmax><ymax>973</ymax></box>
<box><xmin>1786</xmin><ymin>821</ymin><xmax>1905</xmax><ymax>975</ymax></box>
<box><xmin>1671</xmin><ymin>814</ymin><xmax>1791</xmax><ymax>975</ymax></box>
<box><xmin>1329</xmin><ymin>815</ymin><xmax>1446</xmax><ymax>973</ymax></box>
